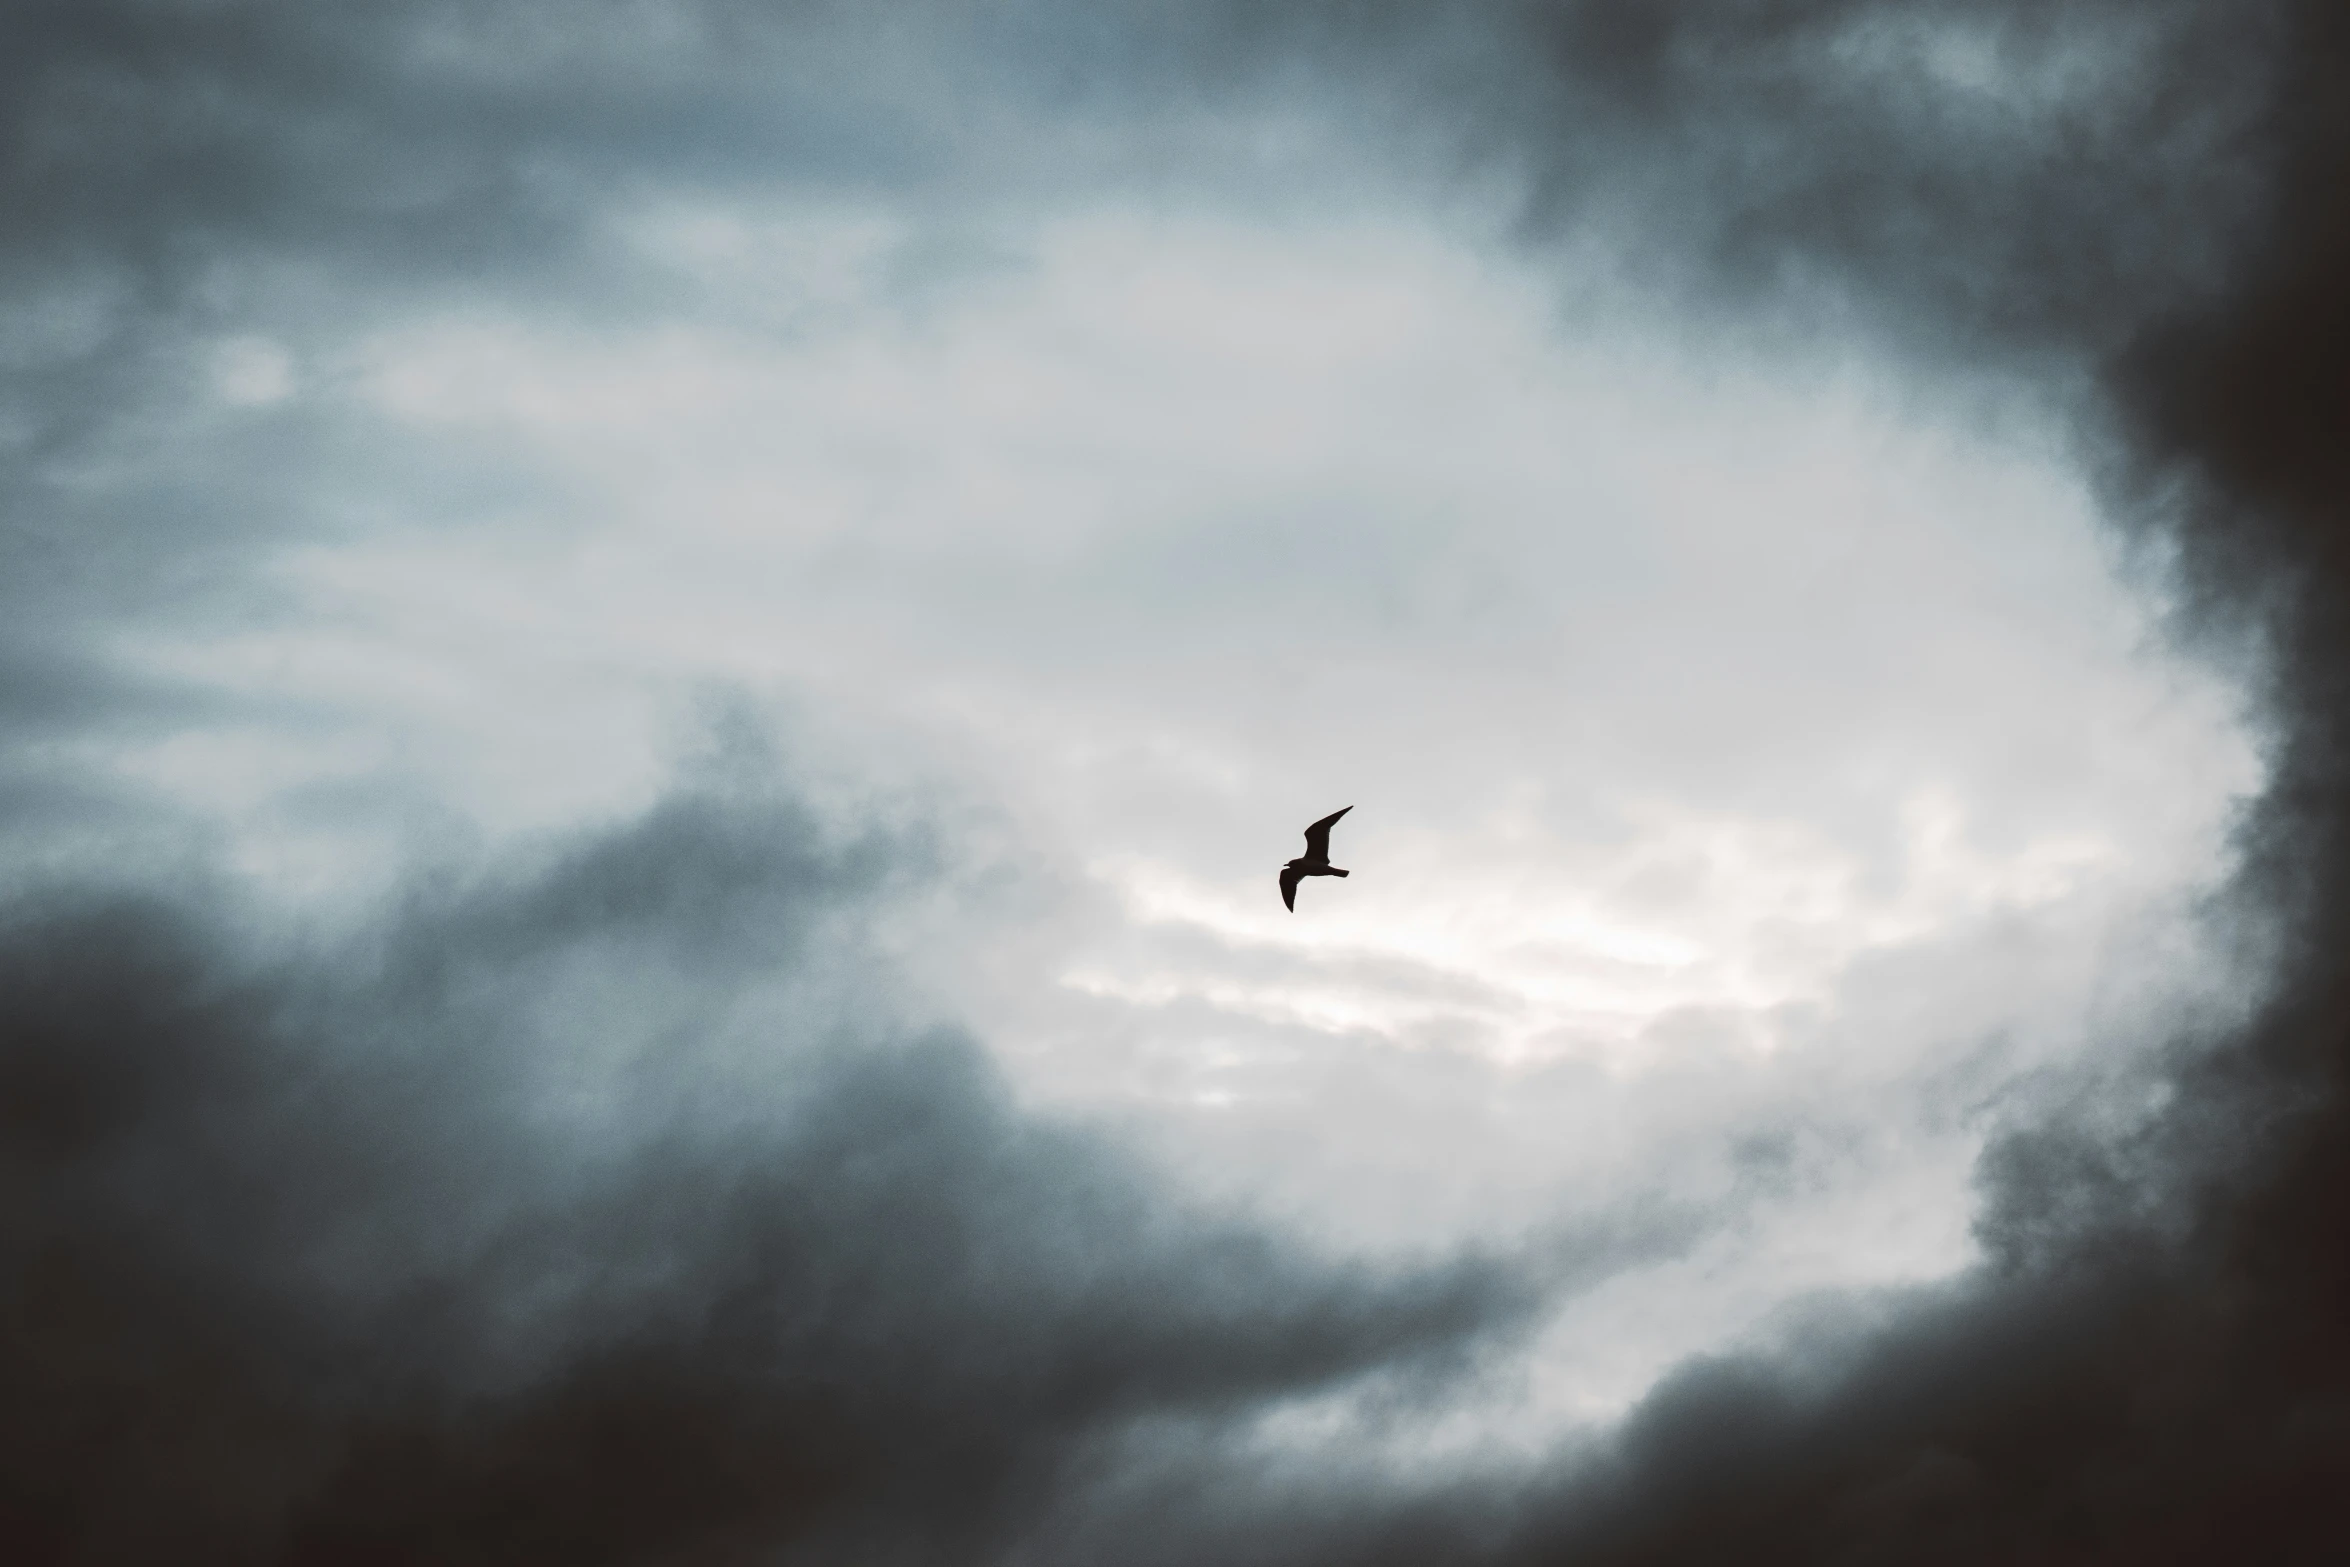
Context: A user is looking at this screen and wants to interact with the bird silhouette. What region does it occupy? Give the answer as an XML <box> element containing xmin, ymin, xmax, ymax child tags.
<box><xmin>1280</xmin><ymin>807</ymin><xmax>1352</xmax><ymax>911</ymax></box>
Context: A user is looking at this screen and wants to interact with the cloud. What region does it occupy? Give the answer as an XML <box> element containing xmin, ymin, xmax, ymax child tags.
<box><xmin>3</xmin><ymin>0</ymin><xmax>2347</xmax><ymax>1562</ymax></box>
<box><xmin>0</xmin><ymin>782</ymin><xmax>1563</xmax><ymax>1562</ymax></box>
<box><xmin>1263</xmin><ymin>1</ymin><xmax>2350</xmax><ymax>1559</ymax></box>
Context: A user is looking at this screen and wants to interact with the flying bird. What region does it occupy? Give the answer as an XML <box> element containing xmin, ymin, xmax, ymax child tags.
<box><xmin>1280</xmin><ymin>806</ymin><xmax>1352</xmax><ymax>911</ymax></box>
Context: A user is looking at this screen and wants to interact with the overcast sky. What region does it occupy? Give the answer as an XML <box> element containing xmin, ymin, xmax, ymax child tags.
<box><xmin>6</xmin><ymin>4</ymin><xmax>2347</xmax><ymax>1563</ymax></box>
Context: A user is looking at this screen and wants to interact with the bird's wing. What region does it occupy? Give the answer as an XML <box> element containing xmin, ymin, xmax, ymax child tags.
<box><xmin>1301</xmin><ymin>806</ymin><xmax>1352</xmax><ymax>864</ymax></box>
<box><xmin>1280</xmin><ymin>865</ymin><xmax>1301</xmax><ymax>911</ymax></box>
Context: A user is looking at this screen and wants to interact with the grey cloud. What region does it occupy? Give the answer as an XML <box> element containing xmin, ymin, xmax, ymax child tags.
<box><xmin>6</xmin><ymin>0</ymin><xmax>2350</xmax><ymax>1561</ymax></box>
<box><xmin>1294</xmin><ymin>3</ymin><xmax>2350</xmax><ymax>1561</ymax></box>
<box><xmin>0</xmin><ymin>1</ymin><xmax>1122</xmax><ymax>832</ymax></box>
<box><xmin>0</xmin><ymin>785</ymin><xmax>1553</xmax><ymax>1563</ymax></box>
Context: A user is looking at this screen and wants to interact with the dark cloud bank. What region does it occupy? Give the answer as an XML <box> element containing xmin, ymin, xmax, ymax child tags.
<box><xmin>4</xmin><ymin>2</ymin><xmax>2348</xmax><ymax>1562</ymax></box>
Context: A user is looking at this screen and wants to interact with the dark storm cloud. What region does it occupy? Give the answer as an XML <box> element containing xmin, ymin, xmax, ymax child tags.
<box><xmin>0</xmin><ymin>786</ymin><xmax>1546</xmax><ymax>1563</ymax></box>
<box><xmin>5</xmin><ymin>1</ymin><xmax>2349</xmax><ymax>1563</ymax></box>
<box><xmin>1284</xmin><ymin>2</ymin><xmax>2350</xmax><ymax>1561</ymax></box>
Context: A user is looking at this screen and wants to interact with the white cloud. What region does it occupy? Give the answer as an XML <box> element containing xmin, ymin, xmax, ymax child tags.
<box><xmin>99</xmin><ymin>189</ymin><xmax>2261</xmax><ymax>1443</ymax></box>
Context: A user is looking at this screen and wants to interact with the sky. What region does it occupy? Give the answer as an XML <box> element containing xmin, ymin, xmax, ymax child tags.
<box><xmin>4</xmin><ymin>3</ymin><xmax>2347</xmax><ymax>1563</ymax></box>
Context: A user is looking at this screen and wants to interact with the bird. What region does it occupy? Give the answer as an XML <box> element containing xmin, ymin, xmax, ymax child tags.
<box><xmin>1280</xmin><ymin>806</ymin><xmax>1352</xmax><ymax>911</ymax></box>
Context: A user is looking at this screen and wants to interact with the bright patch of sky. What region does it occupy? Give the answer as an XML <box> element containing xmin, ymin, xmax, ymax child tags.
<box><xmin>106</xmin><ymin>191</ymin><xmax>2260</xmax><ymax>1433</ymax></box>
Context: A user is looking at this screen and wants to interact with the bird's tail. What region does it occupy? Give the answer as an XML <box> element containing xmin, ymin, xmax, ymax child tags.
<box><xmin>1331</xmin><ymin>867</ymin><xmax>1349</xmax><ymax>877</ymax></box>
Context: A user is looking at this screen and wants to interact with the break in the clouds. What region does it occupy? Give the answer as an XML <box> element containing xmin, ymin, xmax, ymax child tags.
<box><xmin>4</xmin><ymin>2</ymin><xmax>2347</xmax><ymax>1563</ymax></box>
